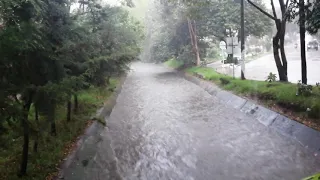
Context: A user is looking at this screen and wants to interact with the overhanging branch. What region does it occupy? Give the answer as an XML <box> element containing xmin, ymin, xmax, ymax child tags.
<box><xmin>247</xmin><ymin>0</ymin><xmax>277</xmax><ymax>21</ymax></box>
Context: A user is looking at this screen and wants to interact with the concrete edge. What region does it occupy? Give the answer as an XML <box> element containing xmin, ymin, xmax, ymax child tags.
<box><xmin>181</xmin><ymin>71</ymin><xmax>320</xmax><ymax>157</ymax></box>
<box><xmin>55</xmin><ymin>74</ymin><xmax>127</xmax><ymax>179</ymax></box>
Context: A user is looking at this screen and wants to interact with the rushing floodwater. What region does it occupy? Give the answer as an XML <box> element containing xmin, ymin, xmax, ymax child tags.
<box><xmin>63</xmin><ymin>62</ymin><xmax>320</xmax><ymax>180</ymax></box>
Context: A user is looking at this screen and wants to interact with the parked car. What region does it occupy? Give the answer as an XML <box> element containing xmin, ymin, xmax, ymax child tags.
<box><xmin>307</xmin><ymin>41</ymin><xmax>318</xmax><ymax>51</ymax></box>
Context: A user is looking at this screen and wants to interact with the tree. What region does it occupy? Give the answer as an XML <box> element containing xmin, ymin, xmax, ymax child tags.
<box><xmin>299</xmin><ymin>0</ymin><xmax>307</xmax><ymax>84</ymax></box>
<box><xmin>145</xmin><ymin>0</ymin><xmax>272</xmax><ymax>67</ymax></box>
<box><xmin>247</xmin><ymin>0</ymin><xmax>291</xmax><ymax>82</ymax></box>
<box><xmin>306</xmin><ymin>0</ymin><xmax>320</xmax><ymax>34</ymax></box>
<box><xmin>287</xmin><ymin>0</ymin><xmax>320</xmax><ymax>84</ymax></box>
<box><xmin>287</xmin><ymin>0</ymin><xmax>308</xmax><ymax>84</ymax></box>
<box><xmin>0</xmin><ymin>0</ymin><xmax>143</xmax><ymax>177</ymax></box>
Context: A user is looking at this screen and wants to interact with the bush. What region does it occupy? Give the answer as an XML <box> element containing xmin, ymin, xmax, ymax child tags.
<box><xmin>176</xmin><ymin>45</ymin><xmax>195</xmax><ymax>66</ymax></box>
<box><xmin>220</xmin><ymin>77</ymin><xmax>230</xmax><ymax>85</ymax></box>
<box><xmin>297</xmin><ymin>80</ymin><xmax>313</xmax><ymax>97</ymax></box>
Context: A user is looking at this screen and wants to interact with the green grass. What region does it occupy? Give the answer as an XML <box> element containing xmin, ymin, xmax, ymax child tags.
<box><xmin>164</xmin><ymin>58</ymin><xmax>184</xmax><ymax>69</ymax></box>
<box><xmin>186</xmin><ymin>67</ymin><xmax>320</xmax><ymax>119</ymax></box>
<box><xmin>0</xmin><ymin>78</ymin><xmax>119</xmax><ymax>180</ymax></box>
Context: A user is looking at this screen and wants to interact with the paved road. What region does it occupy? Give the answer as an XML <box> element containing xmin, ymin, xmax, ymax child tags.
<box><xmin>208</xmin><ymin>46</ymin><xmax>320</xmax><ymax>84</ymax></box>
<box><xmin>63</xmin><ymin>62</ymin><xmax>320</xmax><ymax>180</ymax></box>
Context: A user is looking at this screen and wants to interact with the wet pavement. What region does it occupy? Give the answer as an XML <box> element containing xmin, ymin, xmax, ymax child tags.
<box><xmin>63</xmin><ymin>62</ymin><xmax>320</xmax><ymax>180</ymax></box>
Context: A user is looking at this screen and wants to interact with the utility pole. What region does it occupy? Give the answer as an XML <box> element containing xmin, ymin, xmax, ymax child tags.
<box><xmin>240</xmin><ymin>0</ymin><xmax>246</xmax><ymax>80</ymax></box>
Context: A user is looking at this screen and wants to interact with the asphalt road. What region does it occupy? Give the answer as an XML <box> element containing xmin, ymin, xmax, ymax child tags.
<box><xmin>63</xmin><ymin>62</ymin><xmax>320</xmax><ymax>180</ymax></box>
<box><xmin>208</xmin><ymin>46</ymin><xmax>320</xmax><ymax>84</ymax></box>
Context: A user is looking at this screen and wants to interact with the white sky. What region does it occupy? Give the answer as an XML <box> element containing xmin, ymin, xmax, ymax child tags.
<box><xmin>72</xmin><ymin>0</ymin><xmax>280</xmax><ymax>15</ymax></box>
<box><xmin>263</xmin><ymin>0</ymin><xmax>280</xmax><ymax>9</ymax></box>
<box><xmin>79</xmin><ymin>0</ymin><xmax>279</xmax><ymax>10</ymax></box>
<box><xmin>104</xmin><ymin>0</ymin><xmax>122</xmax><ymax>5</ymax></box>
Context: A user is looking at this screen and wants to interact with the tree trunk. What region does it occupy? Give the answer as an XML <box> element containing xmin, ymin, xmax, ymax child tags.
<box><xmin>106</xmin><ymin>76</ymin><xmax>110</xmax><ymax>86</ymax></box>
<box><xmin>73</xmin><ymin>94</ymin><xmax>78</xmax><ymax>114</ymax></box>
<box><xmin>192</xmin><ymin>20</ymin><xmax>201</xmax><ymax>66</ymax></box>
<box><xmin>279</xmin><ymin>42</ymin><xmax>288</xmax><ymax>81</ymax></box>
<box><xmin>187</xmin><ymin>19</ymin><xmax>200</xmax><ymax>66</ymax></box>
<box><xmin>51</xmin><ymin>119</ymin><xmax>56</xmax><ymax>136</ymax></box>
<box><xmin>33</xmin><ymin>107</ymin><xmax>39</xmax><ymax>153</ymax></box>
<box><xmin>67</xmin><ymin>98</ymin><xmax>71</xmax><ymax>122</ymax></box>
<box><xmin>19</xmin><ymin>92</ymin><xmax>33</xmax><ymax>177</ymax></box>
<box><xmin>279</xmin><ymin>18</ymin><xmax>288</xmax><ymax>78</ymax></box>
<box><xmin>273</xmin><ymin>19</ymin><xmax>288</xmax><ymax>82</ymax></box>
<box><xmin>273</xmin><ymin>35</ymin><xmax>287</xmax><ymax>82</ymax></box>
<box><xmin>50</xmin><ymin>104</ymin><xmax>56</xmax><ymax>136</ymax></box>
<box><xmin>300</xmin><ymin>0</ymin><xmax>307</xmax><ymax>84</ymax></box>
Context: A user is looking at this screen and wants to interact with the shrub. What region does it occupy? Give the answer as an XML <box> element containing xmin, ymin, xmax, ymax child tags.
<box><xmin>265</xmin><ymin>72</ymin><xmax>277</xmax><ymax>82</ymax></box>
<box><xmin>220</xmin><ymin>77</ymin><xmax>231</xmax><ymax>85</ymax></box>
<box><xmin>297</xmin><ymin>80</ymin><xmax>313</xmax><ymax>97</ymax></box>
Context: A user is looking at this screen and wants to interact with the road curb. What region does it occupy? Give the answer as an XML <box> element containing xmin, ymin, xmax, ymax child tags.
<box><xmin>56</xmin><ymin>74</ymin><xmax>127</xmax><ymax>179</ymax></box>
<box><xmin>182</xmin><ymin>72</ymin><xmax>320</xmax><ymax>157</ymax></box>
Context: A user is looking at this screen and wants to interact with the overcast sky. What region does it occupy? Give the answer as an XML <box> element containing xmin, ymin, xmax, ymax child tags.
<box><xmin>95</xmin><ymin>0</ymin><xmax>280</xmax><ymax>9</ymax></box>
<box><xmin>87</xmin><ymin>0</ymin><xmax>280</xmax><ymax>13</ymax></box>
<box><xmin>263</xmin><ymin>0</ymin><xmax>281</xmax><ymax>9</ymax></box>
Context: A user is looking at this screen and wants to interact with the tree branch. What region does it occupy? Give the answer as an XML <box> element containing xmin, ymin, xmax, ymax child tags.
<box><xmin>285</xmin><ymin>0</ymin><xmax>290</xmax><ymax>9</ymax></box>
<box><xmin>279</xmin><ymin>0</ymin><xmax>286</xmax><ymax>14</ymax></box>
<box><xmin>247</xmin><ymin>0</ymin><xmax>277</xmax><ymax>21</ymax></box>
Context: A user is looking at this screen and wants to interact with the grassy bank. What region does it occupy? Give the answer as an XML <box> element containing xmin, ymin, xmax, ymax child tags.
<box><xmin>164</xmin><ymin>58</ymin><xmax>320</xmax><ymax>129</ymax></box>
<box><xmin>164</xmin><ymin>58</ymin><xmax>184</xmax><ymax>69</ymax></box>
<box><xmin>0</xmin><ymin>78</ymin><xmax>119</xmax><ymax>180</ymax></box>
<box><xmin>185</xmin><ymin>66</ymin><xmax>320</xmax><ymax>128</ymax></box>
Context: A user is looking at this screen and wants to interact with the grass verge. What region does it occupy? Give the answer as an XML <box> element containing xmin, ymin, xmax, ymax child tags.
<box><xmin>185</xmin><ymin>66</ymin><xmax>320</xmax><ymax>130</ymax></box>
<box><xmin>164</xmin><ymin>58</ymin><xmax>184</xmax><ymax>69</ymax></box>
<box><xmin>0</xmin><ymin>78</ymin><xmax>119</xmax><ymax>180</ymax></box>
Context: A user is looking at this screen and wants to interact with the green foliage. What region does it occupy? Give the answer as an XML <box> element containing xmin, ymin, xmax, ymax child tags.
<box><xmin>0</xmin><ymin>0</ymin><xmax>143</xmax><ymax>178</ymax></box>
<box><xmin>164</xmin><ymin>58</ymin><xmax>184</xmax><ymax>69</ymax></box>
<box><xmin>0</xmin><ymin>80</ymin><xmax>118</xmax><ymax>180</ymax></box>
<box><xmin>206</xmin><ymin>45</ymin><xmax>221</xmax><ymax>59</ymax></box>
<box><xmin>297</xmin><ymin>80</ymin><xmax>313</xmax><ymax>97</ymax></box>
<box><xmin>306</xmin><ymin>0</ymin><xmax>320</xmax><ymax>34</ymax></box>
<box><xmin>302</xmin><ymin>173</ymin><xmax>320</xmax><ymax>180</ymax></box>
<box><xmin>176</xmin><ymin>45</ymin><xmax>195</xmax><ymax>65</ymax></box>
<box><xmin>287</xmin><ymin>0</ymin><xmax>320</xmax><ymax>35</ymax></box>
<box><xmin>145</xmin><ymin>0</ymin><xmax>272</xmax><ymax>65</ymax></box>
<box><xmin>171</xmin><ymin>0</ymin><xmax>272</xmax><ymax>38</ymax></box>
<box><xmin>220</xmin><ymin>77</ymin><xmax>231</xmax><ymax>85</ymax></box>
<box><xmin>266</xmin><ymin>72</ymin><xmax>277</xmax><ymax>83</ymax></box>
